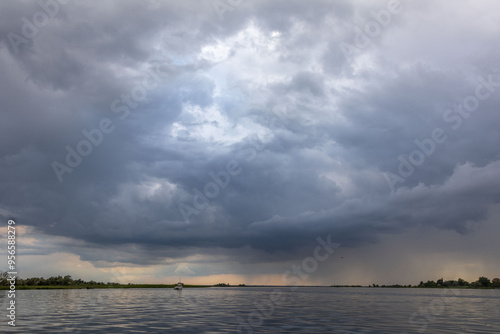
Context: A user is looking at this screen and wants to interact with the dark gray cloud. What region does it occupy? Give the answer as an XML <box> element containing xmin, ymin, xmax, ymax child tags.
<box><xmin>1</xmin><ymin>0</ymin><xmax>499</xmax><ymax>282</ymax></box>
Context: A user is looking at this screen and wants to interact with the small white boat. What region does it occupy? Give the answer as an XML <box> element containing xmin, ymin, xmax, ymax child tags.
<box><xmin>174</xmin><ymin>282</ymin><xmax>183</xmax><ymax>290</ymax></box>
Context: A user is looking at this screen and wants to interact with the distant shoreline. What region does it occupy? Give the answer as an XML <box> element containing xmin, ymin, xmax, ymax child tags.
<box><xmin>1</xmin><ymin>285</ymin><xmax>498</xmax><ymax>290</ymax></box>
<box><xmin>2</xmin><ymin>273</ymin><xmax>499</xmax><ymax>290</ymax></box>
<box><xmin>0</xmin><ymin>284</ymin><xmax>210</xmax><ymax>290</ymax></box>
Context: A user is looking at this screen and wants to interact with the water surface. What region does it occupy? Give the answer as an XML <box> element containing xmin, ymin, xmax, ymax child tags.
<box><xmin>2</xmin><ymin>287</ymin><xmax>499</xmax><ymax>333</ymax></box>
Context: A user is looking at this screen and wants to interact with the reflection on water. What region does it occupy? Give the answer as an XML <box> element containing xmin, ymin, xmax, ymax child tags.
<box><xmin>1</xmin><ymin>287</ymin><xmax>499</xmax><ymax>333</ymax></box>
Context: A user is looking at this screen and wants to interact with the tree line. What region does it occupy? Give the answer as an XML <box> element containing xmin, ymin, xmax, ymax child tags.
<box><xmin>0</xmin><ymin>272</ymin><xmax>118</xmax><ymax>286</ymax></box>
<box><xmin>417</xmin><ymin>276</ymin><xmax>500</xmax><ymax>288</ymax></box>
<box><xmin>2</xmin><ymin>271</ymin><xmax>499</xmax><ymax>288</ymax></box>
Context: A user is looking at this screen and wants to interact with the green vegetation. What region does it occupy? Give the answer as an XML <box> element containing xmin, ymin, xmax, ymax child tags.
<box><xmin>2</xmin><ymin>271</ymin><xmax>498</xmax><ymax>289</ymax></box>
<box><xmin>0</xmin><ymin>271</ymin><xmax>118</xmax><ymax>287</ymax></box>
<box><xmin>375</xmin><ymin>284</ymin><xmax>412</xmax><ymax>288</ymax></box>
<box><xmin>0</xmin><ymin>271</ymin><xmax>208</xmax><ymax>289</ymax></box>
<box><xmin>0</xmin><ymin>284</ymin><xmax>209</xmax><ymax>290</ymax></box>
<box><xmin>214</xmin><ymin>283</ymin><xmax>231</xmax><ymax>287</ymax></box>
<box><xmin>343</xmin><ymin>276</ymin><xmax>500</xmax><ymax>289</ymax></box>
<box><xmin>417</xmin><ymin>276</ymin><xmax>500</xmax><ymax>289</ymax></box>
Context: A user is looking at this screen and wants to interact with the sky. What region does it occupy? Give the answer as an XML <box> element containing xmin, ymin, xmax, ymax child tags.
<box><xmin>0</xmin><ymin>0</ymin><xmax>499</xmax><ymax>286</ymax></box>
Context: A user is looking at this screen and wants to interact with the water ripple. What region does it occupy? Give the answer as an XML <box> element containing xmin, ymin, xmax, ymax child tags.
<box><xmin>1</xmin><ymin>287</ymin><xmax>499</xmax><ymax>333</ymax></box>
